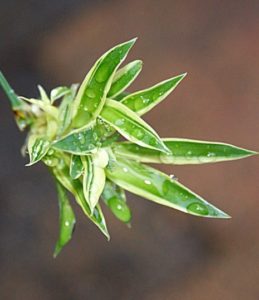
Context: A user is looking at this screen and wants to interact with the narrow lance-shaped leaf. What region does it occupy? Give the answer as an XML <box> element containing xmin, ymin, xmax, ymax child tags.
<box><xmin>120</xmin><ymin>73</ymin><xmax>186</xmax><ymax>116</ymax></box>
<box><xmin>102</xmin><ymin>181</ymin><xmax>132</xmax><ymax>223</ymax></box>
<box><xmin>108</xmin><ymin>60</ymin><xmax>143</xmax><ymax>98</ymax></box>
<box><xmin>54</xmin><ymin>181</ymin><xmax>76</xmax><ymax>258</ymax></box>
<box><xmin>113</xmin><ymin>138</ymin><xmax>258</xmax><ymax>164</ymax></box>
<box><xmin>27</xmin><ymin>134</ymin><xmax>50</xmax><ymax>166</ymax></box>
<box><xmin>81</xmin><ymin>149</ymin><xmax>108</xmax><ymax>213</ymax></box>
<box><xmin>52</xmin><ymin>125</ymin><xmax>101</xmax><ymax>155</ymax></box>
<box><xmin>100</xmin><ymin>99</ymin><xmax>170</xmax><ymax>153</ymax></box>
<box><xmin>106</xmin><ymin>157</ymin><xmax>230</xmax><ymax>218</ymax></box>
<box><xmin>72</xmin><ymin>38</ymin><xmax>137</xmax><ymax>129</ymax></box>
<box><xmin>51</xmin><ymin>156</ymin><xmax>109</xmax><ymax>239</ymax></box>
<box><xmin>70</xmin><ymin>155</ymin><xmax>84</xmax><ymax>179</ymax></box>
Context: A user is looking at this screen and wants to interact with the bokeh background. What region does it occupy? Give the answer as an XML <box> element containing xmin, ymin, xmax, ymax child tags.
<box><xmin>1</xmin><ymin>1</ymin><xmax>259</xmax><ymax>299</ymax></box>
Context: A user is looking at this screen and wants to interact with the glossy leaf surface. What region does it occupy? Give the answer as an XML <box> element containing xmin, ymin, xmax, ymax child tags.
<box><xmin>113</xmin><ymin>138</ymin><xmax>258</xmax><ymax>164</ymax></box>
<box><xmin>54</xmin><ymin>181</ymin><xmax>76</xmax><ymax>257</ymax></box>
<box><xmin>120</xmin><ymin>73</ymin><xmax>186</xmax><ymax>115</ymax></box>
<box><xmin>72</xmin><ymin>38</ymin><xmax>136</xmax><ymax>129</ymax></box>
<box><xmin>52</xmin><ymin>126</ymin><xmax>100</xmax><ymax>155</ymax></box>
<box><xmin>100</xmin><ymin>99</ymin><xmax>170</xmax><ymax>153</ymax></box>
<box><xmin>108</xmin><ymin>60</ymin><xmax>142</xmax><ymax>98</ymax></box>
<box><xmin>106</xmin><ymin>157</ymin><xmax>230</xmax><ymax>218</ymax></box>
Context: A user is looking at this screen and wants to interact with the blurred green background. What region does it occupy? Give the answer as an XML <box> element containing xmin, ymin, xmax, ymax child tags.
<box><xmin>1</xmin><ymin>1</ymin><xmax>259</xmax><ymax>299</ymax></box>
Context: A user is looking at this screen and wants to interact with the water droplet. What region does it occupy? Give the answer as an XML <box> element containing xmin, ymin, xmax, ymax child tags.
<box><xmin>149</xmin><ymin>138</ymin><xmax>158</xmax><ymax>146</ymax></box>
<box><xmin>86</xmin><ymin>89</ymin><xmax>96</xmax><ymax>98</ymax></box>
<box><xmin>170</xmin><ymin>174</ymin><xmax>178</xmax><ymax>180</ymax></box>
<box><xmin>132</xmin><ymin>128</ymin><xmax>144</xmax><ymax>139</ymax></box>
<box><xmin>115</xmin><ymin>119</ymin><xmax>125</xmax><ymax>126</ymax></box>
<box><xmin>95</xmin><ymin>65</ymin><xmax>109</xmax><ymax>83</ymax></box>
<box><xmin>123</xmin><ymin>167</ymin><xmax>128</xmax><ymax>173</ymax></box>
<box><xmin>187</xmin><ymin>202</ymin><xmax>209</xmax><ymax>215</ymax></box>
<box><xmin>134</xmin><ymin>97</ymin><xmax>146</xmax><ymax>111</ymax></box>
<box><xmin>88</xmin><ymin>144</ymin><xmax>95</xmax><ymax>150</ymax></box>
<box><xmin>144</xmin><ymin>179</ymin><xmax>151</xmax><ymax>185</ymax></box>
<box><xmin>207</xmin><ymin>152</ymin><xmax>215</xmax><ymax>157</ymax></box>
<box><xmin>65</xmin><ymin>221</ymin><xmax>70</xmax><ymax>227</ymax></box>
<box><xmin>78</xmin><ymin>133</ymin><xmax>86</xmax><ymax>144</ymax></box>
<box><xmin>108</xmin><ymin>197</ymin><xmax>131</xmax><ymax>223</ymax></box>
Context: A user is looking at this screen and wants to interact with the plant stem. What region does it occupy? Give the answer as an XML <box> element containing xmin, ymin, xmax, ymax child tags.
<box><xmin>0</xmin><ymin>71</ymin><xmax>24</xmax><ymax>109</ymax></box>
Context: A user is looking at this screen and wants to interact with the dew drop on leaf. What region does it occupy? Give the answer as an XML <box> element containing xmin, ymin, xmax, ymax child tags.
<box><xmin>187</xmin><ymin>202</ymin><xmax>209</xmax><ymax>215</ymax></box>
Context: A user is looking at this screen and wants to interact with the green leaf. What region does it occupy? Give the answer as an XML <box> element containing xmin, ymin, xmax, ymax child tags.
<box><xmin>70</xmin><ymin>155</ymin><xmax>84</xmax><ymax>179</ymax></box>
<box><xmin>52</xmin><ymin>157</ymin><xmax>109</xmax><ymax>239</ymax></box>
<box><xmin>57</xmin><ymin>84</ymin><xmax>79</xmax><ymax>136</ymax></box>
<box><xmin>106</xmin><ymin>157</ymin><xmax>230</xmax><ymax>218</ymax></box>
<box><xmin>81</xmin><ymin>149</ymin><xmax>108</xmax><ymax>213</ymax></box>
<box><xmin>72</xmin><ymin>38</ymin><xmax>137</xmax><ymax>129</ymax></box>
<box><xmin>50</xmin><ymin>86</ymin><xmax>71</xmax><ymax>103</ymax></box>
<box><xmin>102</xmin><ymin>181</ymin><xmax>131</xmax><ymax>223</ymax></box>
<box><xmin>54</xmin><ymin>181</ymin><xmax>76</xmax><ymax>258</ymax></box>
<box><xmin>52</xmin><ymin>126</ymin><xmax>100</xmax><ymax>155</ymax></box>
<box><xmin>100</xmin><ymin>99</ymin><xmax>170</xmax><ymax>153</ymax></box>
<box><xmin>27</xmin><ymin>135</ymin><xmax>50</xmax><ymax>166</ymax></box>
<box><xmin>108</xmin><ymin>60</ymin><xmax>143</xmax><ymax>98</ymax></box>
<box><xmin>113</xmin><ymin>138</ymin><xmax>258</xmax><ymax>164</ymax></box>
<box><xmin>120</xmin><ymin>73</ymin><xmax>186</xmax><ymax>115</ymax></box>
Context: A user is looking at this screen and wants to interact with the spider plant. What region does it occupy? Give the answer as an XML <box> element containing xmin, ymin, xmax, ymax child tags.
<box><xmin>0</xmin><ymin>38</ymin><xmax>257</xmax><ymax>257</ymax></box>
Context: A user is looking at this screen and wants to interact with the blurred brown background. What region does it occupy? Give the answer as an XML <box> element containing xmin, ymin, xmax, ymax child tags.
<box><xmin>0</xmin><ymin>1</ymin><xmax>259</xmax><ymax>299</ymax></box>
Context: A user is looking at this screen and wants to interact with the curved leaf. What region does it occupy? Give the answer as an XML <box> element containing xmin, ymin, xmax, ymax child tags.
<box><xmin>54</xmin><ymin>181</ymin><xmax>76</xmax><ymax>257</ymax></box>
<box><xmin>120</xmin><ymin>73</ymin><xmax>186</xmax><ymax>115</ymax></box>
<box><xmin>72</xmin><ymin>38</ymin><xmax>137</xmax><ymax>129</ymax></box>
<box><xmin>106</xmin><ymin>157</ymin><xmax>230</xmax><ymax>218</ymax></box>
<box><xmin>108</xmin><ymin>60</ymin><xmax>142</xmax><ymax>98</ymax></box>
<box><xmin>113</xmin><ymin>138</ymin><xmax>258</xmax><ymax>164</ymax></box>
<box><xmin>100</xmin><ymin>99</ymin><xmax>170</xmax><ymax>153</ymax></box>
